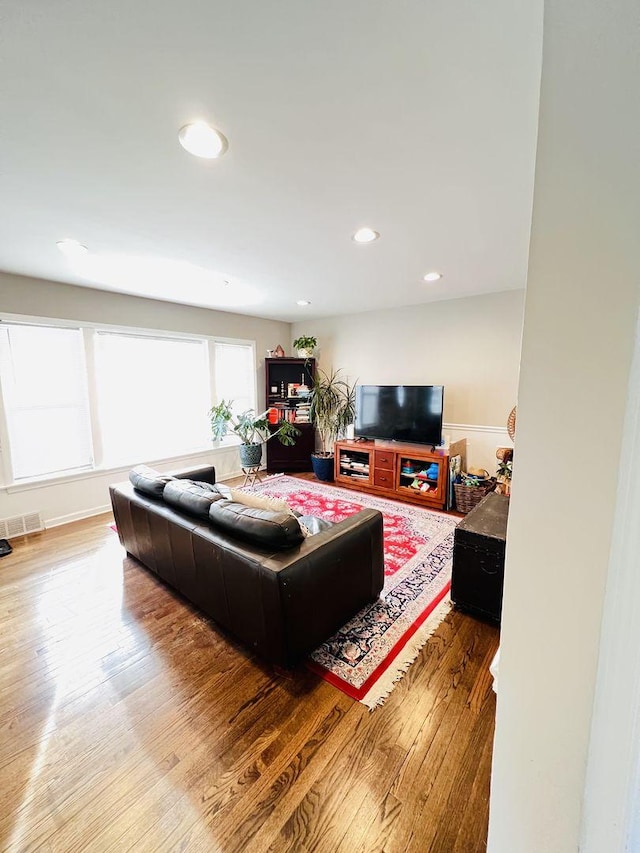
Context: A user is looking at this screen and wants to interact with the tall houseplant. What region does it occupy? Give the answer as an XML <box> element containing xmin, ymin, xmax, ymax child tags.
<box><xmin>209</xmin><ymin>400</ymin><xmax>300</xmax><ymax>468</ymax></box>
<box><xmin>308</xmin><ymin>368</ymin><xmax>356</xmax><ymax>481</ymax></box>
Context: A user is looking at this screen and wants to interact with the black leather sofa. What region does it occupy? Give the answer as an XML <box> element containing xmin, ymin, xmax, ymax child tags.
<box><xmin>109</xmin><ymin>464</ymin><xmax>384</xmax><ymax>667</ymax></box>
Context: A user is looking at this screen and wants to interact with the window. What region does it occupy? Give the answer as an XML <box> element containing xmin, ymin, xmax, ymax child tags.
<box><xmin>94</xmin><ymin>332</ymin><xmax>211</xmax><ymax>466</ymax></box>
<box><xmin>0</xmin><ymin>319</ymin><xmax>257</xmax><ymax>483</ymax></box>
<box><xmin>0</xmin><ymin>324</ymin><xmax>93</xmax><ymax>479</ymax></box>
<box><xmin>213</xmin><ymin>341</ymin><xmax>256</xmax><ymax>431</ymax></box>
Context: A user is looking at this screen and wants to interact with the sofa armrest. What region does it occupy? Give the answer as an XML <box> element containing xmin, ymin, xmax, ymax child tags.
<box><xmin>170</xmin><ymin>464</ymin><xmax>216</xmax><ymax>485</ymax></box>
<box><xmin>262</xmin><ymin>508</ymin><xmax>385</xmax><ymax>664</ymax></box>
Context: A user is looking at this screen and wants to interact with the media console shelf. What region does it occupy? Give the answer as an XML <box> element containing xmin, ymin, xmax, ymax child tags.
<box><xmin>334</xmin><ymin>438</ymin><xmax>467</xmax><ymax>511</ymax></box>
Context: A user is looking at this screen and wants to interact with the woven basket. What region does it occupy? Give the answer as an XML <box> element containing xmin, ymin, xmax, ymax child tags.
<box><xmin>454</xmin><ymin>479</ymin><xmax>496</xmax><ymax>514</ymax></box>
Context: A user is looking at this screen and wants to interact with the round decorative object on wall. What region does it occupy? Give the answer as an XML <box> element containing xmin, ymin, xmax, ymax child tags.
<box><xmin>507</xmin><ymin>406</ymin><xmax>517</xmax><ymax>442</ymax></box>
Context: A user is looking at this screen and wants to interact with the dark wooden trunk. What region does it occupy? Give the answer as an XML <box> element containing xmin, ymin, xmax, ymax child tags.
<box><xmin>451</xmin><ymin>492</ymin><xmax>510</xmax><ymax>624</ymax></box>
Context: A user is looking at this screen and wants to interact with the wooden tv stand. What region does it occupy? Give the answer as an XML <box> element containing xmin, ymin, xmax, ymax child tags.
<box><xmin>334</xmin><ymin>438</ymin><xmax>467</xmax><ymax>511</ymax></box>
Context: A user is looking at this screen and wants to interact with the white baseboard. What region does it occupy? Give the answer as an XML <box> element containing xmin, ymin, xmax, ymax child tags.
<box><xmin>46</xmin><ymin>504</ymin><xmax>113</xmax><ymax>528</ymax></box>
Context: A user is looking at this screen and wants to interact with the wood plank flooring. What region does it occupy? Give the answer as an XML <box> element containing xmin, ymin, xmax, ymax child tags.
<box><xmin>0</xmin><ymin>483</ymin><xmax>499</xmax><ymax>852</ymax></box>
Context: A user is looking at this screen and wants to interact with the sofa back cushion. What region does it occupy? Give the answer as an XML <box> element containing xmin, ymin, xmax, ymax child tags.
<box><xmin>208</xmin><ymin>500</ymin><xmax>304</xmax><ymax>550</ymax></box>
<box><xmin>163</xmin><ymin>479</ymin><xmax>226</xmax><ymax>520</ymax></box>
<box><xmin>129</xmin><ymin>465</ymin><xmax>176</xmax><ymax>499</ymax></box>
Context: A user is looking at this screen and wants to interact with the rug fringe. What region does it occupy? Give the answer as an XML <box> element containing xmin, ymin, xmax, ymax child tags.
<box><xmin>258</xmin><ymin>472</ymin><xmax>285</xmax><ymax>483</ymax></box>
<box><xmin>360</xmin><ymin>597</ymin><xmax>452</xmax><ymax>710</ymax></box>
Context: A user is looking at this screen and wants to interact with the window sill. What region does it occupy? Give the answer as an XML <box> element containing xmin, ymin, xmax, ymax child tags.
<box><xmin>1</xmin><ymin>445</ymin><xmax>239</xmax><ymax>494</ymax></box>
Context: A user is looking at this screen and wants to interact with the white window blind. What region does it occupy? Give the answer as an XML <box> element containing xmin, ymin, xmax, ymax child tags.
<box><xmin>94</xmin><ymin>332</ymin><xmax>210</xmax><ymax>466</ymax></box>
<box><xmin>0</xmin><ymin>324</ymin><xmax>93</xmax><ymax>479</ymax></box>
<box><xmin>213</xmin><ymin>341</ymin><xmax>256</xmax><ymax>424</ymax></box>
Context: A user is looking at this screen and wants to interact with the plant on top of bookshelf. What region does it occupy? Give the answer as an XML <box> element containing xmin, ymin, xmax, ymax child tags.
<box><xmin>292</xmin><ymin>335</ymin><xmax>317</xmax><ymax>358</ymax></box>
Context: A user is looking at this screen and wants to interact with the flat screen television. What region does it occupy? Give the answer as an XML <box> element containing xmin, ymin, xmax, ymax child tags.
<box><xmin>354</xmin><ymin>384</ymin><xmax>444</xmax><ymax>446</ymax></box>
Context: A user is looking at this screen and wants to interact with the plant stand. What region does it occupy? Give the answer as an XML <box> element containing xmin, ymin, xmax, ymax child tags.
<box><xmin>241</xmin><ymin>466</ymin><xmax>263</xmax><ymax>488</ymax></box>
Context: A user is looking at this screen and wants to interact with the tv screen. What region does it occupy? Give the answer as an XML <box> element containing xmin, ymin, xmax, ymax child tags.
<box><xmin>354</xmin><ymin>385</ymin><xmax>444</xmax><ymax>446</ymax></box>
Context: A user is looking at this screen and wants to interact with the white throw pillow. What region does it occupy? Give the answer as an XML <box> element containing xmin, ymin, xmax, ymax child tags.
<box><xmin>228</xmin><ymin>488</ymin><xmax>296</xmax><ymax>517</ymax></box>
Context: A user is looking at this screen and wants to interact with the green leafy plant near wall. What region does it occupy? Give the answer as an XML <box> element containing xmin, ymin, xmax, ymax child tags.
<box><xmin>209</xmin><ymin>399</ymin><xmax>300</xmax><ymax>467</ymax></box>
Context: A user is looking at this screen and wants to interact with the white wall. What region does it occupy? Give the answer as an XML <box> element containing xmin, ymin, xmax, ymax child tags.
<box><xmin>488</xmin><ymin>0</ymin><xmax>640</xmax><ymax>850</ymax></box>
<box><xmin>580</xmin><ymin>314</ymin><xmax>640</xmax><ymax>852</ymax></box>
<box><xmin>0</xmin><ymin>272</ymin><xmax>291</xmax><ymax>526</ymax></box>
<box><xmin>292</xmin><ymin>289</ymin><xmax>524</xmax><ymax>472</ymax></box>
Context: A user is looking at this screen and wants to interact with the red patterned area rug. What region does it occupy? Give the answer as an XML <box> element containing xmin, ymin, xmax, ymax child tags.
<box><xmin>245</xmin><ymin>475</ymin><xmax>459</xmax><ymax>709</ymax></box>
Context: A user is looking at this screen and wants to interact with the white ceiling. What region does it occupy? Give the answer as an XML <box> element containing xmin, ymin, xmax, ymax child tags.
<box><xmin>0</xmin><ymin>1</ymin><xmax>543</xmax><ymax>322</ymax></box>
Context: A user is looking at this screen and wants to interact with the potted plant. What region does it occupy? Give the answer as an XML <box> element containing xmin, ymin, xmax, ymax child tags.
<box><xmin>209</xmin><ymin>400</ymin><xmax>300</xmax><ymax>468</ymax></box>
<box><xmin>496</xmin><ymin>449</ymin><xmax>513</xmax><ymax>496</ymax></box>
<box><xmin>308</xmin><ymin>368</ymin><xmax>356</xmax><ymax>481</ymax></box>
<box><xmin>292</xmin><ymin>335</ymin><xmax>317</xmax><ymax>358</ymax></box>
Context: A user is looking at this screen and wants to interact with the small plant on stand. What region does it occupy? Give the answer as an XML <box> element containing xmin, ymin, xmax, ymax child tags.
<box><xmin>209</xmin><ymin>400</ymin><xmax>300</xmax><ymax>468</ymax></box>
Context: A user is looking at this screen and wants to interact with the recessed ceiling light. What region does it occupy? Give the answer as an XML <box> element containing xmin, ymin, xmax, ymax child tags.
<box><xmin>352</xmin><ymin>227</ymin><xmax>380</xmax><ymax>244</ymax></box>
<box><xmin>296</xmin><ymin>299</ymin><xmax>311</xmax><ymax>306</ymax></box>
<box><xmin>178</xmin><ymin>122</ymin><xmax>228</xmax><ymax>159</ymax></box>
<box><xmin>56</xmin><ymin>238</ymin><xmax>88</xmax><ymax>257</ymax></box>
<box><xmin>423</xmin><ymin>271</ymin><xmax>443</xmax><ymax>282</ymax></box>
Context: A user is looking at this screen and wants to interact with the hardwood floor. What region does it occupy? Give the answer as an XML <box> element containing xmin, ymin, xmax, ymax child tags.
<box><xmin>0</xmin><ymin>484</ymin><xmax>499</xmax><ymax>853</ymax></box>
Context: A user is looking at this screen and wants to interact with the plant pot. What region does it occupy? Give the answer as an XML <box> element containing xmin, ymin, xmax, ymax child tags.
<box><xmin>311</xmin><ymin>453</ymin><xmax>334</xmax><ymax>482</ymax></box>
<box><xmin>297</xmin><ymin>348</ymin><xmax>314</xmax><ymax>358</ymax></box>
<box><xmin>238</xmin><ymin>442</ymin><xmax>262</xmax><ymax>468</ymax></box>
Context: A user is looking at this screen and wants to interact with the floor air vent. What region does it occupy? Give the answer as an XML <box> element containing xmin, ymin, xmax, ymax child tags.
<box><xmin>0</xmin><ymin>512</ymin><xmax>44</xmax><ymax>538</ymax></box>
